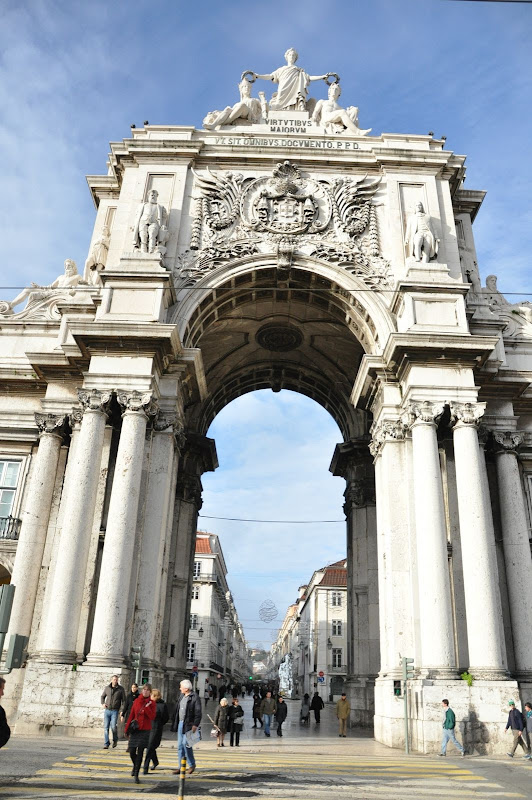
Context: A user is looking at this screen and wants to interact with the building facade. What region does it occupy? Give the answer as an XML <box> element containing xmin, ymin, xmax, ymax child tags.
<box><xmin>187</xmin><ymin>531</ymin><xmax>250</xmax><ymax>691</ymax></box>
<box><xmin>1</xmin><ymin>51</ymin><xmax>532</xmax><ymax>753</ymax></box>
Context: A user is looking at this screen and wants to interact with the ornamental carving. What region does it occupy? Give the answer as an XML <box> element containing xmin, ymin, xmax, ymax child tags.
<box><xmin>117</xmin><ymin>390</ymin><xmax>157</xmax><ymax>416</ymax></box>
<box><xmin>77</xmin><ymin>388</ymin><xmax>112</xmax><ymax>413</ymax></box>
<box><xmin>34</xmin><ymin>413</ymin><xmax>68</xmax><ymax>437</ymax></box>
<box><xmin>176</xmin><ymin>161</ymin><xmax>390</xmax><ymax>287</ymax></box>
<box><xmin>405</xmin><ymin>400</ymin><xmax>445</xmax><ymax>426</ymax></box>
<box><xmin>450</xmin><ymin>401</ymin><xmax>486</xmax><ymax>427</ymax></box>
<box><xmin>369</xmin><ymin>418</ymin><xmax>408</xmax><ymax>457</ymax></box>
<box><xmin>492</xmin><ymin>430</ymin><xmax>524</xmax><ymax>453</ymax></box>
<box><xmin>256</xmin><ymin>323</ymin><xmax>303</xmax><ymax>352</ymax></box>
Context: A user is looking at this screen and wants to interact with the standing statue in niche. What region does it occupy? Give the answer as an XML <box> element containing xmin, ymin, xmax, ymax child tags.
<box><xmin>405</xmin><ymin>202</ymin><xmax>439</xmax><ymax>262</ymax></box>
<box><xmin>84</xmin><ymin>224</ymin><xmax>110</xmax><ymax>286</ymax></box>
<box><xmin>0</xmin><ymin>258</ymin><xmax>87</xmax><ymax>314</ymax></box>
<box><xmin>312</xmin><ymin>83</ymin><xmax>371</xmax><ymax>136</ymax></box>
<box><xmin>132</xmin><ymin>189</ymin><xmax>167</xmax><ymax>254</ymax></box>
<box><xmin>246</xmin><ymin>48</ymin><xmax>331</xmax><ymax>111</ymax></box>
<box><xmin>203</xmin><ymin>79</ymin><xmax>264</xmax><ymax>129</ymax></box>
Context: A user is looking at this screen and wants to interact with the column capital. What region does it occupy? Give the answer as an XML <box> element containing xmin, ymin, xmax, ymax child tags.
<box><xmin>369</xmin><ymin>418</ymin><xmax>408</xmax><ymax>458</ymax></box>
<box><xmin>34</xmin><ymin>412</ymin><xmax>68</xmax><ymax>439</ymax></box>
<box><xmin>450</xmin><ymin>401</ymin><xmax>486</xmax><ymax>428</ymax></box>
<box><xmin>77</xmin><ymin>388</ymin><xmax>112</xmax><ymax>413</ymax></box>
<box><xmin>492</xmin><ymin>430</ymin><xmax>525</xmax><ymax>454</ymax></box>
<box><xmin>176</xmin><ymin>473</ymin><xmax>203</xmax><ymax>508</ymax></box>
<box><xmin>117</xmin><ymin>389</ymin><xmax>157</xmax><ymax>416</ymax></box>
<box><xmin>153</xmin><ymin>413</ymin><xmax>186</xmax><ymax>453</ymax></box>
<box><xmin>404</xmin><ymin>400</ymin><xmax>445</xmax><ymax>427</ymax></box>
<box><xmin>344</xmin><ymin>478</ymin><xmax>375</xmax><ymax>512</ymax></box>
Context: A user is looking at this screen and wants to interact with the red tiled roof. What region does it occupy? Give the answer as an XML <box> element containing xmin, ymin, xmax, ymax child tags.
<box><xmin>195</xmin><ymin>537</ymin><xmax>212</xmax><ymax>554</ymax></box>
<box><xmin>327</xmin><ymin>559</ymin><xmax>347</xmax><ymax>569</ymax></box>
<box><xmin>319</xmin><ymin>568</ymin><xmax>347</xmax><ymax>587</ymax></box>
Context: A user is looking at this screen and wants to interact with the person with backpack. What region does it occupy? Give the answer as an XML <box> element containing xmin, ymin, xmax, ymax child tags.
<box><xmin>143</xmin><ymin>689</ymin><xmax>169</xmax><ymax>773</ymax></box>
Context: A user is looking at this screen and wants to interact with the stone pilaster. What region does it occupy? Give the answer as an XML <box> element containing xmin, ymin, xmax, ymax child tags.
<box><xmin>86</xmin><ymin>391</ymin><xmax>156</xmax><ymax>667</ymax></box>
<box><xmin>38</xmin><ymin>390</ymin><xmax>111</xmax><ymax>663</ymax></box>
<box><xmin>492</xmin><ymin>431</ymin><xmax>532</xmax><ymax>679</ymax></box>
<box><xmin>407</xmin><ymin>401</ymin><xmax>456</xmax><ymax>677</ymax></box>
<box><xmin>7</xmin><ymin>413</ymin><xmax>68</xmax><ymax>641</ymax></box>
<box><xmin>450</xmin><ymin>403</ymin><xmax>507</xmax><ymax>677</ymax></box>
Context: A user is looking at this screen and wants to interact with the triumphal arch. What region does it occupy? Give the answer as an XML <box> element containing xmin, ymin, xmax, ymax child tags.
<box><xmin>1</xmin><ymin>50</ymin><xmax>532</xmax><ymax>754</ymax></box>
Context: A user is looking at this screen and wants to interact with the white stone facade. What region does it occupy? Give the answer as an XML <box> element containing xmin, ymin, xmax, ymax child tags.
<box><xmin>0</xmin><ymin>55</ymin><xmax>531</xmax><ymax>753</ymax></box>
<box><xmin>187</xmin><ymin>532</ymin><xmax>250</xmax><ymax>692</ymax></box>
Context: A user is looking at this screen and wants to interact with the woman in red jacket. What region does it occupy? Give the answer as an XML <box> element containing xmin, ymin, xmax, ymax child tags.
<box><xmin>125</xmin><ymin>683</ymin><xmax>156</xmax><ymax>783</ymax></box>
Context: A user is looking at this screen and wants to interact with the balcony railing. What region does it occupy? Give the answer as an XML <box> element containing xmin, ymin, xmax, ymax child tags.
<box><xmin>327</xmin><ymin>664</ymin><xmax>346</xmax><ymax>673</ymax></box>
<box><xmin>0</xmin><ymin>516</ymin><xmax>21</xmax><ymax>540</ymax></box>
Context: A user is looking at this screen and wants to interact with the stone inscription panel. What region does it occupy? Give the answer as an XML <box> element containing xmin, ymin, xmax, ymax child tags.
<box><xmin>212</xmin><ymin>135</ymin><xmax>361</xmax><ymax>151</ymax></box>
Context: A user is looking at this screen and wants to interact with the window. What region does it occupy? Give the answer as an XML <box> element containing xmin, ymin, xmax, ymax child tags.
<box><xmin>169</xmin><ymin>644</ymin><xmax>175</xmax><ymax>658</ymax></box>
<box><xmin>193</xmin><ymin>561</ymin><xmax>201</xmax><ymax>578</ymax></box>
<box><xmin>331</xmin><ymin>591</ymin><xmax>342</xmax><ymax>607</ymax></box>
<box><xmin>187</xmin><ymin>642</ymin><xmax>196</xmax><ymax>662</ymax></box>
<box><xmin>190</xmin><ymin>613</ymin><xmax>198</xmax><ymax>630</ymax></box>
<box><xmin>332</xmin><ymin>619</ymin><xmax>342</xmax><ymax>636</ymax></box>
<box><xmin>191</xmin><ymin>586</ymin><xmax>200</xmax><ymax>600</ymax></box>
<box><xmin>0</xmin><ymin>460</ymin><xmax>21</xmax><ymax>519</ymax></box>
<box><xmin>332</xmin><ymin>648</ymin><xmax>342</xmax><ymax>668</ymax></box>
<box><xmin>455</xmin><ymin>219</ymin><xmax>465</xmax><ymax>243</ymax></box>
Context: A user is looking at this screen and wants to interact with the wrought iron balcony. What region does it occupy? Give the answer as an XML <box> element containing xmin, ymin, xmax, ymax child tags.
<box><xmin>0</xmin><ymin>516</ymin><xmax>21</xmax><ymax>540</ymax></box>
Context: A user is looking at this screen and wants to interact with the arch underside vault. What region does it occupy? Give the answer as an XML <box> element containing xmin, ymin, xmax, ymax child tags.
<box><xmin>174</xmin><ymin>259</ymin><xmax>391</xmax><ymax>439</ymax></box>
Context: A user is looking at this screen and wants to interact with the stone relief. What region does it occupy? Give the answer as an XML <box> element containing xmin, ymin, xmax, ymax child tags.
<box><xmin>177</xmin><ymin>161</ymin><xmax>390</xmax><ymax>288</ymax></box>
<box><xmin>132</xmin><ymin>189</ymin><xmax>168</xmax><ymax>254</ymax></box>
<box><xmin>84</xmin><ymin>225</ymin><xmax>110</xmax><ymax>286</ymax></box>
<box><xmin>0</xmin><ymin>259</ymin><xmax>88</xmax><ymax>320</ymax></box>
<box><xmin>404</xmin><ymin>202</ymin><xmax>439</xmax><ymax>263</ymax></box>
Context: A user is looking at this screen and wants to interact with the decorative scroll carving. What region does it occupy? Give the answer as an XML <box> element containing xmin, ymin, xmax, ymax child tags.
<box><xmin>450</xmin><ymin>401</ymin><xmax>486</xmax><ymax>427</ymax></box>
<box><xmin>177</xmin><ymin>160</ymin><xmax>390</xmax><ymax>287</ymax></box>
<box><xmin>77</xmin><ymin>388</ymin><xmax>112</xmax><ymax>413</ymax></box>
<box><xmin>117</xmin><ymin>390</ymin><xmax>157</xmax><ymax>416</ymax></box>
<box><xmin>405</xmin><ymin>400</ymin><xmax>445</xmax><ymax>426</ymax></box>
<box><xmin>369</xmin><ymin>418</ymin><xmax>408</xmax><ymax>457</ymax></box>
<box><xmin>153</xmin><ymin>413</ymin><xmax>186</xmax><ymax>452</ymax></box>
<box><xmin>34</xmin><ymin>413</ymin><xmax>68</xmax><ymax>437</ymax></box>
<box><xmin>492</xmin><ymin>430</ymin><xmax>525</xmax><ymax>453</ymax></box>
<box><xmin>176</xmin><ymin>473</ymin><xmax>203</xmax><ymax>508</ymax></box>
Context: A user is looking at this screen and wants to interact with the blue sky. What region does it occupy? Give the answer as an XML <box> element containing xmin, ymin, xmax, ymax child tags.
<box><xmin>2</xmin><ymin>0</ymin><xmax>531</xmax><ymax>646</ymax></box>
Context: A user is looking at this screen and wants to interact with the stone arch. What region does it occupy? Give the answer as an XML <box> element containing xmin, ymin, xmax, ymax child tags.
<box><xmin>0</xmin><ymin>555</ymin><xmax>13</xmax><ymax>585</ymax></box>
<box><xmin>171</xmin><ymin>255</ymin><xmax>396</xmax><ymax>439</ymax></box>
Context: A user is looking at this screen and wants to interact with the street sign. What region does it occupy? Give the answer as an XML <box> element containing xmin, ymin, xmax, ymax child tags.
<box><xmin>317</xmin><ymin>676</ymin><xmax>325</xmax><ymax>683</ymax></box>
<box><xmin>318</xmin><ymin>671</ymin><xmax>324</xmax><ymax>677</ymax></box>
<box><xmin>192</xmin><ymin>665</ymin><xmax>198</xmax><ymax>674</ymax></box>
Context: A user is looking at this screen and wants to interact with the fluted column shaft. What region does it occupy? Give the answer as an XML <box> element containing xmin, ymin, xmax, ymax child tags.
<box><xmin>410</xmin><ymin>402</ymin><xmax>456</xmax><ymax>675</ymax></box>
<box><xmin>8</xmin><ymin>414</ymin><xmax>67</xmax><ymax>640</ymax></box>
<box><xmin>87</xmin><ymin>392</ymin><xmax>154</xmax><ymax>666</ymax></box>
<box><xmin>39</xmin><ymin>391</ymin><xmax>110</xmax><ymax>661</ymax></box>
<box><xmin>451</xmin><ymin>403</ymin><xmax>506</xmax><ymax>675</ymax></box>
<box><xmin>493</xmin><ymin>432</ymin><xmax>532</xmax><ymax>677</ymax></box>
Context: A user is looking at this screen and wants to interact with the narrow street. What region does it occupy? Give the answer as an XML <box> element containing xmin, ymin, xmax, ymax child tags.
<box><xmin>1</xmin><ymin>696</ymin><xmax>530</xmax><ymax>799</ymax></box>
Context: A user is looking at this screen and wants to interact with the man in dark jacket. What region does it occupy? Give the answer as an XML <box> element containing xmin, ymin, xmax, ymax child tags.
<box><xmin>171</xmin><ymin>679</ymin><xmax>202</xmax><ymax>774</ymax></box>
<box><xmin>310</xmin><ymin>692</ymin><xmax>324</xmax><ymax>724</ymax></box>
<box><xmin>506</xmin><ymin>700</ymin><xmax>530</xmax><ymax>758</ymax></box>
<box><xmin>0</xmin><ymin>678</ymin><xmax>10</xmax><ymax>749</ymax></box>
<box><xmin>275</xmin><ymin>696</ymin><xmax>288</xmax><ymax>736</ymax></box>
<box><xmin>101</xmin><ymin>675</ymin><xmax>126</xmax><ymax>749</ymax></box>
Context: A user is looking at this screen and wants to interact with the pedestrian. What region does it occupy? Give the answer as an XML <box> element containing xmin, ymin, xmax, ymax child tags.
<box><xmin>214</xmin><ymin>697</ymin><xmax>229</xmax><ymax>747</ymax></box>
<box><xmin>228</xmin><ymin>696</ymin><xmax>244</xmax><ymax>747</ymax></box>
<box><xmin>125</xmin><ymin>683</ymin><xmax>156</xmax><ymax>784</ymax></box>
<box><xmin>300</xmin><ymin>693</ymin><xmax>310</xmax><ymax>725</ymax></box>
<box><xmin>523</xmin><ymin>702</ymin><xmax>532</xmax><ymax>756</ymax></box>
<box><xmin>121</xmin><ymin>683</ymin><xmax>140</xmax><ymax>738</ymax></box>
<box><xmin>505</xmin><ymin>699</ymin><xmax>530</xmax><ymax>759</ymax></box>
<box><xmin>439</xmin><ymin>698</ymin><xmax>465</xmax><ymax>757</ymax></box>
<box><xmin>101</xmin><ymin>674</ymin><xmax>126</xmax><ymax>749</ymax></box>
<box><xmin>260</xmin><ymin>691</ymin><xmax>276</xmax><ymax>737</ymax></box>
<box><xmin>310</xmin><ymin>691</ymin><xmax>324</xmax><ymax>724</ymax></box>
<box><xmin>143</xmin><ymin>689</ymin><xmax>169</xmax><ymax>773</ymax></box>
<box><xmin>219</xmin><ymin>683</ymin><xmax>226</xmax><ymax>700</ymax></box>
<box><xmin>0</xmin><ymin>677</ymin><xmax>10</xmax><ymax>749</ymax></box>
<box><xmin>204</xmin><ymin>680</ymin><xmax>210</xmax><ymax>708</ymax></box>
<box><xmin>252</xmin><ymin>693</ymin><xmax>263</xmax><ymax>728</ymax></box>
<box><xmin>275</xmin><ymin>695</ymin><xmax>288</xmax><ymax>737</ymax></box>
<box><xmin>335</xmin><ymin>692</ymin><xmax>350</xmax><ymax>738</ymax></box>
<box><xmin>232</xmin><ymin>685</ymin><xmax>238</xmax><ymax>699</ymax></box>
<box><xmin>241</xmin><ymin>685</ymin><xmax>246</xmax><ymax>699</ymax></box>
<box><xmin>211</xmin><ymin>684</ymin><xmax>218</xmax><ymax>703</ymax></box>
<box><xmin>171</xmin><ymin>678</ymin><xmax>202</xmax><ymax>775</ymax></box>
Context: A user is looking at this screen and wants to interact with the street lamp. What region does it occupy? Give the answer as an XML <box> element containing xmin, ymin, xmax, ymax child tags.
<box><xmin>198</xmin><ymin>626</ymin><xmax>204</xmax><ymax>638</ymax></box>
<box><xmin>327</xmin><ymin>637</ymin><xmax>333</xmax><ymax>650</ymax></box>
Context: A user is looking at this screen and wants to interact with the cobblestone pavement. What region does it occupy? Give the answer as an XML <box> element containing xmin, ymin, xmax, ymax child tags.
<box><xmin>1</xmin><ymin>698</ymin><xmax>531</xmax><ymax>799</ymax></box>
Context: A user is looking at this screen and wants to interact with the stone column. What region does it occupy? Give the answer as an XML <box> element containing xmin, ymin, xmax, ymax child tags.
<box><xmin>132</xmin><ymin>415</ymin><xmax>183</xmax><ymax>667</ymax></box>
<box><xmin>492</xmin><ymin>431</ymin><xmax>532</xmax><ymax>678</ymax></box>
<box><xmin>408</xmin><ymin>401</ymin><xmax>456</xmax><ymax>676</ymax></box>
<box><xmin>450</xmin><ymin>403</ymin><xmax>506</xmax><ymax>676</ymax></box>
<box><xmin>86</xmin><ymin>391</ymin><xmax>155</xmax><ymax>666</ymax></box>
<box><xmin>7</xmin><ymin>413</ymin><xmax>68</xmax><ymax>640</ymax></box>
<box><xmin>39</xmin><ymin>390</ymin><xmax>111</xmax><ymax>662</ymax></box>
<box><xmin>330</xmin><ymin>437</ymin><xmax>378</xmax><ymax>725</ymax></box>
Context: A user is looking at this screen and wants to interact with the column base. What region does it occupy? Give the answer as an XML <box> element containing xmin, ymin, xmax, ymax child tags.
<box><xmin>375</xmin><ymin>675</ymin><xmax>519</xmax><ymax>755</ymax></box>
<box><xmin>84</xmin><ymin>652</ymin><xmax>127</xmax><ymax>668</ymax></box>
<box><xmin>32</xmin><ymin>649</ymin><xmax>79</xmax><ymax>665</ymax></box>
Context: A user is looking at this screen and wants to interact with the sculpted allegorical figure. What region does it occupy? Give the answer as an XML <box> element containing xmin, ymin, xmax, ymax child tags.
<box><xmin>484</xmin><ymin>274</ymin><xmax>532</xmax><ymax>325</ymax></box>
<box><xmin>84</xmin><ymin>224</ymin><xmax>110</xmax><ymax>286</ymax></box>
<box><xmin>248</xmin><ymin>48</ymin><xmax>330</xmax><ymax>111</ymax></box>
<box><xmin>0</xmin><ymin>259</ymin><xmax>86</xmax><ymax>314</ymax></box>
<box><xmin>203</xmin><ymin>79</ymin><xmax>263</xmax><ymax>130</ymax></box>
<box><xmin>132</xmin><ymin>189</ymin><xmax>167</xmax><ymax>254</ymax></box>
<box><xmin>405</xmin><ymin>202</ymin><xmax>439</xmax><ymax>262</ymax></box>
<box><xmin>312</xmin><ymin>83</ymin><xmax>371</xmax><ymax>136</ymax></box>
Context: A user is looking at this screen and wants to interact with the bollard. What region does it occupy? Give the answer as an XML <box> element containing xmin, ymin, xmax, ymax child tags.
<box><xmin>177</xmin><ymin>756</ymin><xmax>187</xmax><ymax>800</ymax></box>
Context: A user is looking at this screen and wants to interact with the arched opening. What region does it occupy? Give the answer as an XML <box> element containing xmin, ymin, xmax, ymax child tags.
<box><xmin>0</xmin><ymin>562</ymin><xmax>11</xmax><ymax>586</ymax></box>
